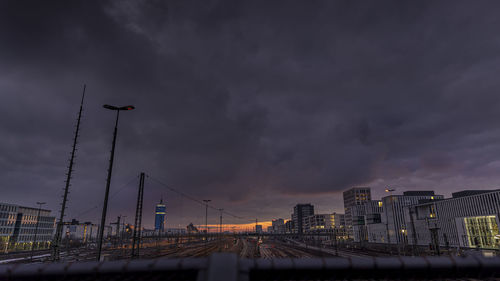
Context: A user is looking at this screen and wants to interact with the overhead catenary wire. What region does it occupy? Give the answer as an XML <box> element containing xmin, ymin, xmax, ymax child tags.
<box><xmin>147</xmin><ymin>174</ymin><xmax>255</xmax><ymax>223</ymax></box>
<box><xmin>71</xmin><ymin>176</ymin><xmax>138</xmax><ymax>219</ymax></box>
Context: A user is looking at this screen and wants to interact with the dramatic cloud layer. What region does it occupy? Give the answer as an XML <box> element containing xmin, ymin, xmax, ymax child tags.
<box><xmin>2</xmin><ymin>0</ymin><xmax>500</xmax><ymax>227</ymax></box>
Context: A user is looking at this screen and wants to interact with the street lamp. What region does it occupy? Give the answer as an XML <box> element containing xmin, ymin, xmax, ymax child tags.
<box><xmin>30</xmin><ymin>202</ymin><xmax>46</xmax><ymax>262</ymax></box>
<box><xmin>96</xmin><ymin>104</ymin><xmax>134</xmax><ymax>261</ymax></box>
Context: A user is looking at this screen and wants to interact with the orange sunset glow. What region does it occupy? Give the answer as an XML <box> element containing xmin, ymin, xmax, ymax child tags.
<box><xmin>194</xmin><ymin>221</ymin><xmax>274</xmax><ymax>232</ymax></box>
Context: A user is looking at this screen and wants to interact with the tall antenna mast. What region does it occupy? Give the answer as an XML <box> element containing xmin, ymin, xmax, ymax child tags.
<box><xmin>52</xmin><ymin>84</ymin><xmax>86</xmax><ymax>261</ymax></box>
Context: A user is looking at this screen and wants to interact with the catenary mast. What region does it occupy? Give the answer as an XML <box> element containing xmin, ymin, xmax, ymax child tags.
<box><xmin>51</xmin><ymin>85</ymin><xmax>86</xmax><ymax>261</ymax></box>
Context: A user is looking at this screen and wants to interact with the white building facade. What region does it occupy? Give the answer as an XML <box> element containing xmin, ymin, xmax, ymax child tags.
<box><xmin>405</xmin><ymin>190</ymin><xmax>500</xmax><ymax>250</ymax></box>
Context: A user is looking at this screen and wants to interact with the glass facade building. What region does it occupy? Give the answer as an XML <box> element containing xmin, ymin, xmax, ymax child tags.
<box><xmin>0</xmin><ymin>203</ymin><xmax>56</xmax><ymax>252</ymax></box>
<box><xmin>154</xmin><ymin>200</ymin><xmax>166</xmax><ymax>232</ymax></box>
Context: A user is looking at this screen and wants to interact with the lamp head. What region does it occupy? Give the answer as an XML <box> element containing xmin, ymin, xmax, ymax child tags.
<box><xmin>103</xmin><ymin>104</ymin><xmax>135</xmax><ymax>111</ymax></box>
<box><xmin>119</xmin><ymin>105</ymin><xmax>135</xmax><ymax>110</ymax></box>
<box><xmin>103</xmin><ymin>104</ymin><xmax>119</xmax><ymax>110</ymax></box>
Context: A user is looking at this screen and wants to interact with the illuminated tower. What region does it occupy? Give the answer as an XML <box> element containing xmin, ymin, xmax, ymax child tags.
<box><xmin>154</xmin><ymin>198</ymin><xmax>166</xmax><ymax>232</ymax></box>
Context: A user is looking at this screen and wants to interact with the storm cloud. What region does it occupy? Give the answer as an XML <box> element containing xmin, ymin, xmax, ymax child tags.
<box><xmin>2</xmin><ymin>0</ymin><xmax>500</xmax><ymax>227</ymax></box>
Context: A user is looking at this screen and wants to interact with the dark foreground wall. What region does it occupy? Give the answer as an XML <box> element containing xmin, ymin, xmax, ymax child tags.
<box><xmin>0</xmin><ymin>253</ymin><xmax>499</xmax><ymax>281</ymax></box>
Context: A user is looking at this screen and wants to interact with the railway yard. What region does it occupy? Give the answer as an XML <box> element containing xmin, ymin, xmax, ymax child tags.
<box><xmin>0</xmin><ymin>236</ymin><xmax>381</xmax><ymax>264</ymax></box>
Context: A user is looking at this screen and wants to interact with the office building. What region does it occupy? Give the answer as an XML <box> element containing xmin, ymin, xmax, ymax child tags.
<box><xmin>0</xmin><ymin>203</ymin><xmax>56</xmax><ymax>252</ymax></box>
<box><xmin>154</xmin><ymin>199</ymin><xmax>166</xmax><ymax>232</ymax></box>
<box><xmin>303</xmin><ymin>214</ymin><xmax>335</xmax><ymax>232</ymax></box>
<box><xmin>383</xmin><ymin>191</ymin><xmax>443</xmax><ymax>244</ymax></box>
<box><xmin>405</xmin><ymin>189</ymin><xmax>500</xmax><ymax>250</ymax></box>
<box><xmin>255</xmin><ymin>225</ymin><xmax>263</xmax><ymax>233</ymax></box>
<box><xmin>270</xmin><ymin>218</ymin><xmax>285</xmax><ymax>233</ymax></box>
<box><xmin>333</xmin><ymin>213</ymin><xmax>346</xmax><ymax>228</ymax></box>
<box><xmin>285</xmin><ymin>220</ymin><xmax>294</xmax><ymax>234</ymax></box>
<box><xmin>292</xmin><ymin>204</ymin><xmax>314</xmax><ymax>234</ymax></box>
<box><xmin>351</xmin><ymin>200</ymin><xmax>383</xmax><ymax>242</ymax></box>
<box><xmin>343</xmin><ymin>187</ymin><xmax>371</xmax><ymax>237</ymax></box>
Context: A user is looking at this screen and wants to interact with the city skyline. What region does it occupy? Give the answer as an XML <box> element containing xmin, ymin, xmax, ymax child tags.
<box><xmin>4</xmin><ymin>1</ymin><xmax>500</xmax><ymax>229</ymax></box>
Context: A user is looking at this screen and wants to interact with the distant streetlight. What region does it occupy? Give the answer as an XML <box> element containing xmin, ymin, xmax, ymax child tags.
<box><xmin>96</xmin><ymin>104</ymin><xmax>135</xmax><ymax>261</ymax></box>
<box><xmin>30</xmin><ymin>202</ymin><xmax>46</xmax><ymax>262</ymax></box>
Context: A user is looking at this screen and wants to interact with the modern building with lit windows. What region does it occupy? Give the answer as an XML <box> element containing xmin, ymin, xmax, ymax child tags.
<box><xmin>383</xmin><ymin>191</ymin><xmax>443</xmax><ymax>245</ymax></box>
<box><xmin>351</xmin><ymin>200</ymin><xmax>383</xmax><ymax>242</ymax></box>
<box><xmin>343</xmin><ymin>187</ymin><xmax>371</xmax><ymax>237</ymax></box>
<box><xmin>0</xmin><ymin>203</ymin><xmax>56</xmax><ymax>252</ymax></box>
<box><xmin>154</xmin><ymin>199</ymin><xmax>166</xmax><ymax>232</ymax></box>
<box><xmin>303</xmin><ymin>214</ymin><xmax>334</xmax><ymax>232</ymax></box>
<box><xmin>405</xmin><ymin>189</ymin><xmax>500</xmax><ymax>250</ymax></box>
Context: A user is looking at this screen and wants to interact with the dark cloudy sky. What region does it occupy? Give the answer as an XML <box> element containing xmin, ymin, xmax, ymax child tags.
<box><xmin>2</xmin><ymin>0</ymin><xmax>500</xmax><ymax>228</ymax></box>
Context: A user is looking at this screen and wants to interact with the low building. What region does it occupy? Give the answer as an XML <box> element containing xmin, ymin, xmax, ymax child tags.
<box><xmin>0</xmin><ymin>203</ymin><xmax>56</xmax><ymax>252</ymax></box>
<box><xmin>303</xmin><ymin>214</ymin><xmax>335</xmax><ymax>232</ymax></box>
<box><xmin>62</xmin><ymin>220</ymin><xmax>100</xmax><ymax>243</ymax></box>
<box><xmin>166</xmin><ymin>228</ymin><xmax>186</xmax><ymax>235</ymax></box>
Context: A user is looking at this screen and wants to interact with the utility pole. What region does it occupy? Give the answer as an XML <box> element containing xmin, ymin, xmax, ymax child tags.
<box><xmin>96</xmin><ymin>104</ymin><xmax>134</xmax><ymax>262</ymax></box>
<box><xmin>120</xmin><ymin>216</ymin><xmax>127</xmax><ymax>253</ymax></box>
<box><xmin>52</xmin><ymin>86</ymin><xmax>85</xmax><ymax>261</ymax></box>
<box><xmin>203</xmin><ymin>199</ymin><xmax>211</xmax><ymax>251</ymax></box>
<box><xmin>203</xmin><ymin>200</ymin><xmax>211</xmax><ymax>234</ymax></box>
<box><xmin>31</xmin><ymin>202</ymin><xmax>46</xmax><ymax>262</ymax></box>
<box><xmin>334</xmin><ymin>228</ymin><xmax>338</xmax><ymax>256</ymax></box>
<box><xmin>131</xmin><ymin>172</ymin><xmax>145</xmax><ymax>258</ymax></box>
<box><xmin>219</xmin><ymin>209</ymin><xmax>223</xmax><ymax>234</ymax></box>
<box><xmin>218</xmin><ymin>208</ymin><xmax>223</xmax><ymax>250</ymax></box>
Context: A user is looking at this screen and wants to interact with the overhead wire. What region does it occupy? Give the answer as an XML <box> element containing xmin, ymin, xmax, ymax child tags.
<box><xmin>71</xmin><ymin>176</ymin><xmax>138</xmax><ymax>219</ymax></box>
<box><xmin>146</xmin><ymin>174</ymin><xmax>255</xmax><ymax>223</ymax></box>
